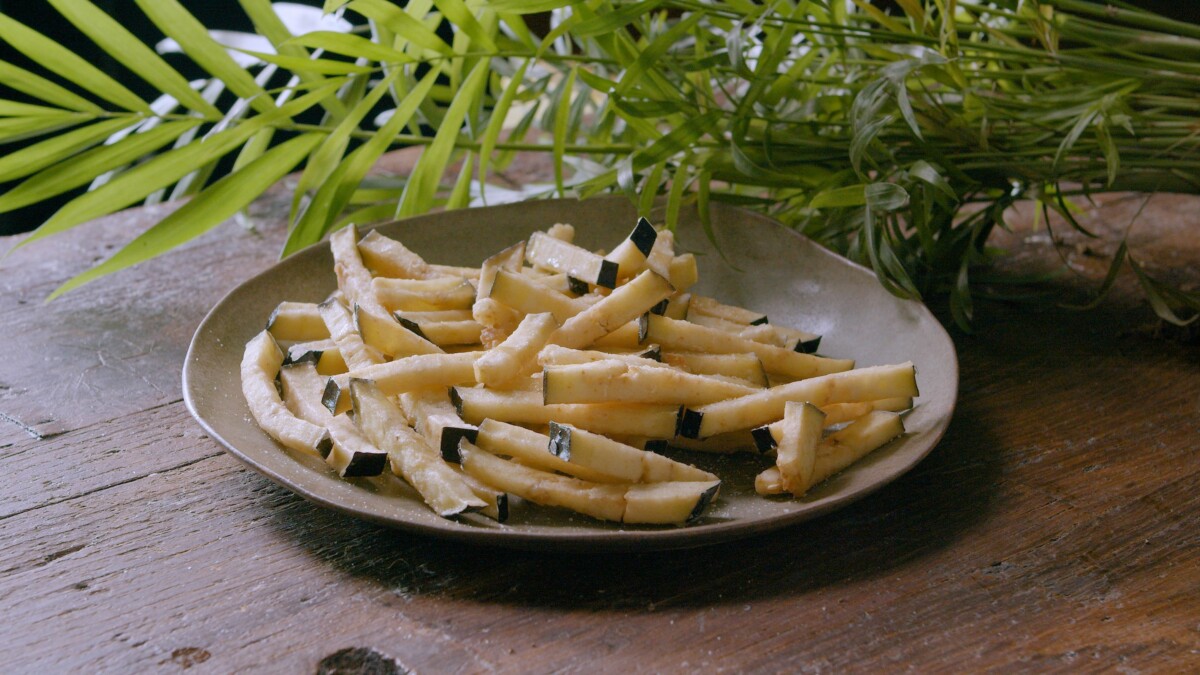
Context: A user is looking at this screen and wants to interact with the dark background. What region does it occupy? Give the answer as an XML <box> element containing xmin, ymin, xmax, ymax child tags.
<box><xmin>1</xmin><ymin>1</ymin><xmax>1196</xmax><ymax>235</ymax></box>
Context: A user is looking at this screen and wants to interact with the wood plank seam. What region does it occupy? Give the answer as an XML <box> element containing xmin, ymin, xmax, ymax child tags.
<box><xmin>0</xmin><ymin>450</ymin><xmax>223</xmax><ymax>524</ymax></box>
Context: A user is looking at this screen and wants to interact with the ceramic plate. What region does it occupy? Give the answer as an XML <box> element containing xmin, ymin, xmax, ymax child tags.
<box><xmin>183</xmin><ymin>196</ymin><xmax>957</xmax><ymax>551</ymax></box>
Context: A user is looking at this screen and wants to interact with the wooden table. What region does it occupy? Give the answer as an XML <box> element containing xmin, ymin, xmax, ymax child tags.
<box><xmin>2</xmin><ymin>157</ymin><xmax>1198</xmax><ymax>672</ymax></box>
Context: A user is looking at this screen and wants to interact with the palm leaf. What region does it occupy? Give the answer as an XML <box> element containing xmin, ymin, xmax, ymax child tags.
<box><xmin>283</xmin><ymin>31</ymin><xmax>416</xmax><ymax>65</ymax></box>
<box><xmin>13</xmin><ymin>82</ymin><xmax>337</xmax><ymax>252</ymax></box>
<box><xmin>290</xmin><ymin>69</ymin><xmax>403</xmax><ymax>223</ymax></box>
<box><xmin>477</xmin><ymin>58</ymin><xmax>530</xmax><ymax>200</ymax></box>
<box><xmin>282</xmin><ymin>68</ymin><xmax>441</xmax><ymax>256</ymax></box>
<box><xmin>0</xmin><ymin>118</ymin><xmax>137</xmax><ymax>183</ymax></box>
<box><xmin>0</xmin><ymin>13</ymin><xmax>149</xmax><ymax>114</ymax></box>
<box><xmin>134</xmin><ymin>0</ymin><xmax>277</xmax><ymax>115</ymax></box>
<box><xmin>238</xmin><ymin>0</ymin><xmax>349</xmax><ymax>119</ymax></box>
<box><xmin>397</xmin><ymin>59</ymin><xmax>489</xmax><ymax>218</ymax></box>
<box><xmin>486</xmin><ymin>0</ymin><xmax>569</xmax><ymax>14</ymax></box>
<box><xmin>50</xmin><ymin>132</ymin><xmax>324</xmax><ymax>299</ymax></box>
<box><xmin>47</xmin><ymin>0</ymin><xmax>222</xmax><ymax>118</ymax></box>
<box><xmin>347</xmin><ymin>0</ymin><xmax>455</xmax><ymax>55</ymax></box>
<box><xmin>433</xmin><ymin>0</ymin><xmax>498</xmax><ymax>53</ymax></box>
<box><xmin>0</xmin><ymin>115</ymin><xmax>90</xmax><ymax>144</ymax></box>
<box><xmin>0</xmin><ymin>120</ymin><xmax>201</xmax><ymax>216</ymax></box>
<box><xmin>229</xmin><ymin>50</ymin><xmax>377</xmax><ymax>76</ymax></box>
<box><xmin>0</xmin><ymin>60</ymin><xmax>103</xmax><ymax>114</ymax></box>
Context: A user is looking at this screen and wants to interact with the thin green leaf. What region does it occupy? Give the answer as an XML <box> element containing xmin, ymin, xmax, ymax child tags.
<box><xmin>493</xmin><ymin>98</ymin><xmax>540</xmax><ymax>172</ymax></box>
<box><xmin>486</xmin><ymin>0</ymin><xmax>570</xmax><ymax>13</ymax></box>
<box><xmin>0</xmin><ymin>12</ymin><xmax>150</xmax><ymax>114</ymax></box>
<box><xmin>291</xmin><ymin>69</ymin><xmax>402</xmax><ymax>222</ymax></box>
<box><xmin>283</xmin><ymin>68</ymin><xmax>440</xmax><ymax>255</ymax></box>
<box><xmin>811</xmin><ymin>184</ymin><xmax>870</xmax><ymax>209</ymax></box>
<box><xmin>634</xmin><ymin>111</ymin><xmax>721</xmax><ymax>171</ymax></box>
<box><xmin>239</xmin><ymin>0</ymin><xmax>348</xmax><ymax>120</ymax></box>
<box><xmin>574</xmin><ymin>0</ymin><xmax>664</xmax><ymax>38</ymax></box>
<box><xmin>284</xmin><ymin>152</ymin><xmax>357</xmax><ymax>257</ymax></box>
<box><xmin>1052</xmin><ymin>108</ymin><xmax>1098</xmax><ymax>175</ymax></box>
<box><xmin>328</xmin><ymin>69</ymin><xmax>441</xmax><ymax>223</ymax></box>
<box><xmin>695</xmin><ymin>167</ymin><xmax>736</xmax><ymax>267</ymax></box>
<box><xmin>610</xmin><ymin>96</ymin><xmax>695</xmax><ymax>119</ymax></box>
<box><xmin>553</xmin><ymin>67</ymin><xmax>577</xmax><ymax>197</ymax></box>
<box><xmin>638</xmin><ymin>161</ymin><xmax>666</xmax><ymax>216</ymax></box>
<box><xmin>433</xmin><ymin>0</ymin><xmax>497</xmax><ymax>52</ymax></box>
<box><xmin>16</xmin><ymin>82</ymin><xmax>336</xmax><ymax>251</ymax></box>
<box><xmin>50</xmin><ymin>132</ymin><xmax>324</xmax><ymax>299</ymax></box>
<box><xmin>1095</xmin><ymin>123</ymin><xmax>1120</xmax><ymax>187</ymax></box>
<box><xmin>231</xmin><ymin>128</ymin><xmax>275</xmax><ymax>172</ymax></box>
<box><xmin>0</xmin><ymin>115</ymin><xmax>88</xmax><ymax>144</ymax></box>
<box><xmin>135</xmin><ymin>0</ymin><xmax>277</xmax><ymax>115</ymax></box>
<box><xmin>283</xmin><ymin>31</ymin><xmax>415</xmax><ymax>64</ymax></box>
<box><xmin>0</xmin><ymin>118</ymin><xmax>135</xmax><ymax>183</ymax></box>
<box><xmin>48</xmin><ymin>0</ymin><xmax>221</xmax><ymax>118</ymax></box>
<box><xmin>849</xmin><ymin>113</ymin><xmax>895</xmax><ymax>174</ymax></box>
<box><xmin>334</xmin><ymin>203</ymin><xmax>401</xmax><ymax>230</ymax></box>
<box><xmin>949</xmin><ymin>257</ymin><xmax>974</xmax><ymax>333</ymax></box>
<box><xmin>229</xmin><ymin>49</ymin><xmax>376</xmax><ymax>75</ymax></box>
<box><xmin>575</xmin><ymin>68</ymin><xmax>615</xmax><ymax>94</ymax></box>
<box><xmin>615</xmin><ymin>12</ymin><xmax>704</xmax><ymax>96</ymax></box>
<box><xmin>348</xmin><ymin>0</ymin><xmax>454</xmax><ymax>55</ymax></box>
<box><xmin>0</xmin><ymin>100</ymin><xmax>82</xmax><ymax>117</ymax></box>
<box><xmin>477</xmin><ymin>58</ymin><xmax>530</xmax><ymax>201</ymax></box>
<box><xmin>446</xmin><ymin>152</ymin><xmax>476</xmax><ymax>210</ymax></box>
<box><xmin>1063</xmin><ymin>240</ymin><xmax>1128</xmax><ymax>310</ymax></box>
<box><xmin>0</xmin><ymin>61</ymin><xmax>102</xmax><ymax>113</ymax></box>
<box><xmin>907</xmin><ymin>160</ymin><xmax>958</xmax><ymax>200</ymax></box>
<box><xmin>1128</xmin><ymin>255</ymin><xmax>1199</xmax><ymax>326</ymax></box>
<box><xmin>0</xmin><ymin>120</ymin><xmax>201</xmax><ymax>216</ymax></box>
<box><xmin>397</xmin><ymin>59</ymin><xmax>489</xmax><ymax>218</ymax></box>
<box><xmin>865</xmin><ymin>183</ymin><xmax>910</xmax><ymax>211</ymax></box>
<box><xmin>664</xmin><ymin>159</ymin><xmax>692</xmax><ymax>232</ymax></box>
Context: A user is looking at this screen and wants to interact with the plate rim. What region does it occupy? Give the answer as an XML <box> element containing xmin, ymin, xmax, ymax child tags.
<box><xmin>183</xmin><ymin>196</ymin><xmax>958</xmax><ymax>551</ymax></box>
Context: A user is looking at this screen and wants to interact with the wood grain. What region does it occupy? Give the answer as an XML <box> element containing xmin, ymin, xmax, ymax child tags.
<box><xmin>1</xmin><ymin>160</ymin><xmax>1197</xmax><ymax>672</ymax></box>
<box><xmin>0</xmin><ymin>191</ymin><xmax>289</xmax><ymax>439</ymax></box>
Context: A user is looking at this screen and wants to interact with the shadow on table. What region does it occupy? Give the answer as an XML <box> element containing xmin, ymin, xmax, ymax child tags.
<box><xmin>258</xmin><ymin>399</ymin><xmax>1002</xmax><ymax>610</ymax></box>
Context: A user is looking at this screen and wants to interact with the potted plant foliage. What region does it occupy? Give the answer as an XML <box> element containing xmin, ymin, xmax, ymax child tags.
<box><xmin>1</xmin><ymin>0</ymin><xmax>1197</xmax><ymax>328</ymax></box>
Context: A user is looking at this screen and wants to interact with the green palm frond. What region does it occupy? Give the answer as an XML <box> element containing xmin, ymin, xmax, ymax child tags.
<box><xmin>1</xmin><ymin>0</ymin><xmax>1197</xmax><ymax>326</ymax></box>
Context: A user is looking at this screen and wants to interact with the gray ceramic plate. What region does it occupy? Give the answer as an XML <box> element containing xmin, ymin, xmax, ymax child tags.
<box><xmin>183</xmin><ymin>196</ymin><xmax>957</xmax><ymax>551</ymax></box>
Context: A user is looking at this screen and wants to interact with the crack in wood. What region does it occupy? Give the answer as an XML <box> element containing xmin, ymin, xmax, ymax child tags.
<box><xmin>0</xmin><ymin>450</ymin><xmax>224</xmax><ymax>524</ymax></box>
<box><xmin>0</xmin><ymin>411</ymin><xmax>44</xmax><ymax>441</ymax></box>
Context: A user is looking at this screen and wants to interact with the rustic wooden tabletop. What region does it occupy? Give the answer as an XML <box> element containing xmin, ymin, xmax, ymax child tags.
<box><xmin>2</xmin><ymin>153</ymin><xmax>1197</xmax><ymax>673</ymax></box>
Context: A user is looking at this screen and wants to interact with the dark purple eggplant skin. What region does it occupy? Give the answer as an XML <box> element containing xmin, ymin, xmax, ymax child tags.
<box><xmin>751</xmin><ymin>425</ymin><xmax>777</xmax><ymax>453</ymax></box>
<box><xmin>688</xmin><ymin>482</ymin><xmax>721</xmax><ymax>521</ymax></box>
<box><xmin>644</xmin><ymin>439</ymin><xmax>669</xmax><ymax>453</ymax></box>
<box><xmin>547</xmin><ymin>421</ymin><xmax>572</xmax><ymax>460</ymax></box>
<box><xmin>440</xmin><ymin>427</ymin><xmax>478</xmax><ymax>463</ymax></box>
<box><xmin>567</xmin><ymin>276</ymin><xmax>590</xmax><ymax>296</ymax></box>
<box><xmin>321</xmin><ymin>378</ymin><xmax>342</xmax><ymax>415</ymax></box>
<box><xmin>495</xmin><ymin>493</ymin><xmax>509</xmax><ymax>523</ymax></box>
<box><xmin>794</xmin><ymin>335</ymin><xmax>822</xmax><ymax>354</ymax></box>
<box><xmin>395</xmin><ymin>315</ymin><xmax>428</xmax><ymax>339</ymax></box>
<box><xmin>630</xmin><ymin>217</ymin><xmax>657</xmax><ymax>256</ymax></box>
<box><xmin>341</xmin><ymin>450</ymin><xmax>387</xmax><ymax>478</ymax></box>
<box><xmin>596</xmin><ymin>259</ymin><xmax>619</xmax><ymax>289</ymax></box>
<box><xmin>315</xmin><ymin>433</ymin><xmax>334</xmax><ymax>459</ymax></box>
<box><xmin>678</xmin><ymin>408</ymin><xmax>704</xmax><ymax>439</ymax></box>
